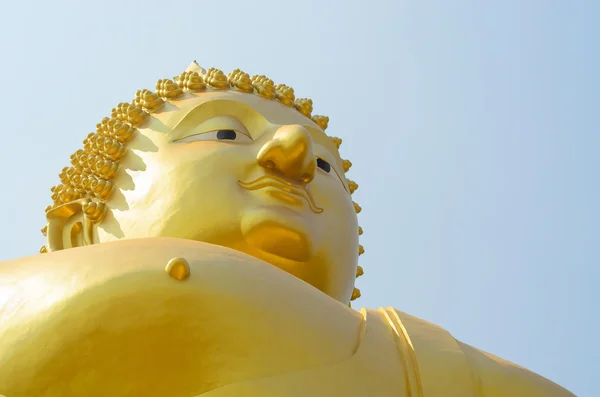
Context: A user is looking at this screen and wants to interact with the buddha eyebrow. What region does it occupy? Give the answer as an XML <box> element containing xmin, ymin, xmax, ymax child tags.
<box><xmin>170</xmin><ymin>100</ymin><xmax>266</xmax><ymax>140</ymax></box>
<box><xmin>173</xmin><ymin>100</ymin><xmax>252</xmax><ymax>129</ymax></box>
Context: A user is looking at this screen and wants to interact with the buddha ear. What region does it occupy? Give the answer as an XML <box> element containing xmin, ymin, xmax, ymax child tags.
<box><xmin>45</xmin><ymin>199</ymin><xmax>106</xmax><ymax>251</ymax></box>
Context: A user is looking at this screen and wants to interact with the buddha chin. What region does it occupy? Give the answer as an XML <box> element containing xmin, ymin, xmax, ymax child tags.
<box><xmin>240</xmin><ymin>205</ymin><xmax>315</xmax><ymax>263</ymax></box>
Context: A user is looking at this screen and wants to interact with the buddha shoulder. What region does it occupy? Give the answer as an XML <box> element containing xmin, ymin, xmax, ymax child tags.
<box><xmin>390</xmin><ymin>309</ymin><xmax>575</xmax><ymax>397</ymax></box>
<box><xmin>0</xmin><ymin>238</ymin><xmax>363</xmax><ymax>397</ymax></box>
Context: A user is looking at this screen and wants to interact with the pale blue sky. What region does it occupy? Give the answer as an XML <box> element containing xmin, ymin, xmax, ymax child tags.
<box><xmin>0</xmin><ymin>1</ymin><xmax>597</xmax><ymax>395</ymax></box>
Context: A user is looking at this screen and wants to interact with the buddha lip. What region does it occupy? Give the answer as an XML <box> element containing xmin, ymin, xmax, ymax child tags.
<box><xmin>238</xmin><ymin>175</ymin><xmax>324</xmax><ymax>214</ymax></box>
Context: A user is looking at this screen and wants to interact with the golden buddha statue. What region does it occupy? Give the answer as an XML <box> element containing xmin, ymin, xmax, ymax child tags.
<box><xmin>0</xmin><ymin>62</ymin><xmax>575</xmax><ymax>397</ymax></box>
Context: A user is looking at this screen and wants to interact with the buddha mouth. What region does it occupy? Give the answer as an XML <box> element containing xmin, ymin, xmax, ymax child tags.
<box><xmin>239</xmin><ymin>175</ymin><xmax>324</xmax><ymax>214</ymax></box>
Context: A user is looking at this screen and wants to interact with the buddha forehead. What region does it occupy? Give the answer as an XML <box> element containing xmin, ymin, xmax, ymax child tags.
<box><xmin>153</xmin><ymin>90</ymin><xmax>341</xmax><ymax>163</ymax></box>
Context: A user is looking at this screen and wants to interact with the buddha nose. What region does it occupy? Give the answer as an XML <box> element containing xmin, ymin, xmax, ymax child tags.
<box><xmin>257</xmin><ymin>125</ymin><xmax>316</xmax><ymax>183</ymax></box>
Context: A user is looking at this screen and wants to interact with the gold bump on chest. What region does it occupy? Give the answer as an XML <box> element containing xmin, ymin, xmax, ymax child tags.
<box><xmin>165</xmin><ymin>257</ymin><xmax>191</xmax><ymax>281</ymax></box>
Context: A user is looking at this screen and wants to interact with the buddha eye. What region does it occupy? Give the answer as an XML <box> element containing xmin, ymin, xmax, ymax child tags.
<box><xmin>316</xmin><ymin>157</ymin><xmax>331</xmax><ymax>173</ymax></box>
<box><xmin>175</xmin><ymin>129</ymin><xmax>252</xmax><ymax>143</ymax></box>
<box><xmin>217</xmin><ymin>129</ymin><xmax>239</xmax><ymax>140</ymax></box>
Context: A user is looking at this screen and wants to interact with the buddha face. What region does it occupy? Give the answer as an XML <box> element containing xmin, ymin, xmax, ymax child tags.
<box><xmin>96</xmin><ymin>90</ymin><xmax>359</xmax><ymax>303</ymax></box>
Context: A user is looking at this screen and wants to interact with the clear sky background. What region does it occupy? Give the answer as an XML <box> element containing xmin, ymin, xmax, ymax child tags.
<box><xmin>0</xmin><ymin>1</ymin><xmax>597</xmax><ymax>395</ymax></box>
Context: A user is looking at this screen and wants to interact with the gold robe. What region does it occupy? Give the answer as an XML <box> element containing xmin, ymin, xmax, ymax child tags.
<box><xmin>0</xmin><ymin>238</ymin><xmax>574</xmax><ymax>396</ymax></box>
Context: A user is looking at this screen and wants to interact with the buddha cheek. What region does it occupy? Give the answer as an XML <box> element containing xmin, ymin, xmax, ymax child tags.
<box><xmin>128</xmin><ymin>149</ymin><xmax>252</xmax><ymax>242</ymax></box>
<box><xmin>317</xmin><ymin>204</ymin><xmax>359</xmax><ymax>298</ymax></box>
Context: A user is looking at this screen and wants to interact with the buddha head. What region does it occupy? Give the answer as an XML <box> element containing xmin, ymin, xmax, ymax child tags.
<box><xmin>41</xmin><ymin>62</ymin><xmax>364</xmax><ymax>304</ymax></box>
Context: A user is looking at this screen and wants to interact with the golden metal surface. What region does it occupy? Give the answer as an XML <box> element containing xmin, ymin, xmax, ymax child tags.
<box><xmin>165</xmin><ymin>257</ymin><xmax>191</xmax><ymax>281</ymax></box>
<box><xmin>0</xmin><ymin>62</ymin><xmax>574</xmax><ymax>397</ymax></box>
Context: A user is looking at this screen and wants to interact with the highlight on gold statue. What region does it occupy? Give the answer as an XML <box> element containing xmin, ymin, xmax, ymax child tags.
<box><xmin>0</xmin><ymin>62</ymin><xmax>574</xmax><ymax>397</ymax></box>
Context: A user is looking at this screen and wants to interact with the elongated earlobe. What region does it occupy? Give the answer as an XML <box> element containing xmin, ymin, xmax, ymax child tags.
<box><xmin>43</xmin><ymin>199</ymin><xmax>105</xmax><ymax>252</ymax></box>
